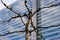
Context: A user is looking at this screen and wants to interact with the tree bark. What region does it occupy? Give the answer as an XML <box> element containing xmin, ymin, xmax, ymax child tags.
<box><xmin>25</xmin><ymin>12</ymin><xmax>32</xmax><ymax>40</ymax></box>
<box><xmin>25</xmin><ymin>20</ymin><xmax>31</xmax><ymax>40</ymax></box>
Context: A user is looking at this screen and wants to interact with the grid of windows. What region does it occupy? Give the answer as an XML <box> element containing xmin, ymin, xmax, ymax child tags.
<box><xmin>36</xmin><ymin>0</ymin><xmax>60</xmax><ymax>40</ymax></box>
<box><xmin>0</xmin><ymin>0</ymin><xmax>33</xmax><ymax>40</ymax></box>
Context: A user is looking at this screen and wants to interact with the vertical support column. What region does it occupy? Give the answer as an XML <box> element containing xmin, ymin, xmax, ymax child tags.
<box><xmin>31</xmin><ymin>0</ymin><xmax>36</xmax><ymax>40</ymax></box>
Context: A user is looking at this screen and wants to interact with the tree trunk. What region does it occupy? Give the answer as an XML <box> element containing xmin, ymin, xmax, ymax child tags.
<box><xmin>25</xmin><ymin>20</ymin><xmax>31</xmax><ymax>40</ymax></box>
<box><xmin>25</xmin><ymin>12</ymin><xmax>32</xmax><ymax>40</ymax></box>
<box><xmin>26</xmin><ymin>25</ymin><xmax>30</xmax><ymax>40</ymax></box>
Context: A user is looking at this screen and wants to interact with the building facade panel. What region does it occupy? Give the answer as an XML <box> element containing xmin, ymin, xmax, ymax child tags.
<box><xmin>36</xmin><ymin>0</ymin><xmax>60</xmax><ymax>40</ymax></box>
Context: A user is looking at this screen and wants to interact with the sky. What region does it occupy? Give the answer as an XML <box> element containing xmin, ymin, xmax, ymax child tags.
<box><xmin>0</xmin><ymin>0</ymin><xmax>17</xmax><ymax>10</ymax></box>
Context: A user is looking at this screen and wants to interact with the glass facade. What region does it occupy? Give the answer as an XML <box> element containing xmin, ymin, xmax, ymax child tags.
<box><xmin>0</xmin><ymin>0</ymin><xmax>33</xmax><ymax>40</ymax></box>
<box><xmin>1</xmin><ymin>0</ymin><xmax>60</xmax><ymax>40</ymax></box>
<box><xmin>36</xmin><ymin>0</ymin><xmax>60</xmax><ymax>40</ymax></box>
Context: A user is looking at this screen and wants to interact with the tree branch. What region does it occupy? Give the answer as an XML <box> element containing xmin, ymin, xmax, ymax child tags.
<box><xmin>21</xmin><ymin>17</ymin><xmax>26</xmax><ymax>25</ymax></box>
<box><xmin>25</xmin><ymin>0</ymin><xmax>31</xmax><ymax>12</ymax></box>
<box><xmin>2</xmin><ymin>14</ymin><xmax>27</xmax><ymax>23</ymax></box>
<box><xmin>0</xmin><ymin>30</ymin><xmax>25</xmax><ymax>36</ymax></box>
<box><xmin>31</xmin><ymin>19</ymin><xmax>36</xmax><ymax>30</ymax></box>
<box><xmin>1</xmin><ymin>0</ymin><xmax>27</xmax><ymax>17</ymax></box>
<box><xmin>17</xmin><ymin>13</ymin><xmax>26</xmax><ymax>26</ymax></box>
<box><xmin>1</xmin><ymin>0</ymin><xmax>12</xmax><ymax>9</ymax></box>
<box><xmin>3</xmin><ymin>16</ymin><xmax>19</xmax><ymax>23</ymax></box>
<box><xmin>32</xmin><ymin>3</ymin><xmax>60</xmax><ymax>17</ymax></box>
<box><xmin>1</xmin><ymin>0</ymin><xmax>17</xmax><ymax>14</ymax></box>
<box><xmin>30</xmin><ymin>23</ymin><xmax>60</xmax><ymax>33</ymax></box>
<box><xmin>1</xmin><ymin>0</ymin><xmax>28</xmax><ymax>25</ymax></box>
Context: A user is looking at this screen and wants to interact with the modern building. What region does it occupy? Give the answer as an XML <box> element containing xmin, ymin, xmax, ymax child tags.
<box><xmin>36</xmin><ymin>0</ymin><xmax>60</xmax><ymax>40</ymax></box>
<box><xmin>0</xmin><ymin>0</ymin><xmax>35</xmax><ymax>40</ymax></box>
<box><xmin>0</xmin><ymin>0</ymin><xmax>60</xmax><ymax>40</ymax></box>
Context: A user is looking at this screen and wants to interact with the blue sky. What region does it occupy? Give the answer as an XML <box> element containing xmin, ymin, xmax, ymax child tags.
<box><xmin>0</xmin><ymin>0</ymin><xmax>17</xmax><ymax>10</ymax></box>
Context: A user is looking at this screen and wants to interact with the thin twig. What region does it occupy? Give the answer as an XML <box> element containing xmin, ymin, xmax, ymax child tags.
<box><xmin>1</xmin><ymin>0</ymin><xmax>17</xmax><ymax>14</ymax></box>
<box><xmin>1</xmin><ymin>0</ymin><xmax>27</xmax><ymax>17</ymax></box>
<box><xmin>0</xmin><ymin>30</ymin><xmax>25</xmax><ymax>36</ymax></box>
<box><xmin>30</xmin><ymin>23</ymin><xmax>60</xmax><ymax>33</ymax></box>
<box><xmin>21</xmin><ymin>17</ymin><xmax>26</xmax><ymax>25</ymax></box>
<box><xmin>17</xmin><ymin>13</ymin><xmax>26</xmax><ymax>25</ymax></box>
<box><xmin>31</xmin><ymin>19</ymin><xmax>36</xmax><ymax>30</ymax></box>
<box><xmin>32</xmin><ymin>3</ymin><xmax>60</xmax><ymax>17</ymax></box>
<box><xmin>3</xmin><ymin>16</ymin><xmax>19</xmax><ymax>23</ymax></box>
<box><xmin>1</xmin><ymin>0</ymin><xmax>27</xmax><ymax>25</ymax></box>
<box><xmin>3</xmin><ymin>14</ymin><xmax>27</xmax><ymax>23</ymax></box>
<box><xmin>25</xmin><ymin>0</ymin><xmax>31</xmax><ymax>12</ymax></box>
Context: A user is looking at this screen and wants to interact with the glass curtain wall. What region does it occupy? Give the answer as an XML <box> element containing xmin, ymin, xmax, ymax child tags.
<box><xmin>36</xmin><ymin>0</ymin><xmax>60</xmax><ymax>40</ymax></box>
<box><xmin>0</xmin><ymin>0</ymin><xmax>33</xmax><ymax>40</ymax></box>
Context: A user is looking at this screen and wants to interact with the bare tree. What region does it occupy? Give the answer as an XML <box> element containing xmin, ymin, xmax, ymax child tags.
<box><xmin>1</xmin><ymin>0</ymin><xmax>60</xmax><ymax>40</ymax></box>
